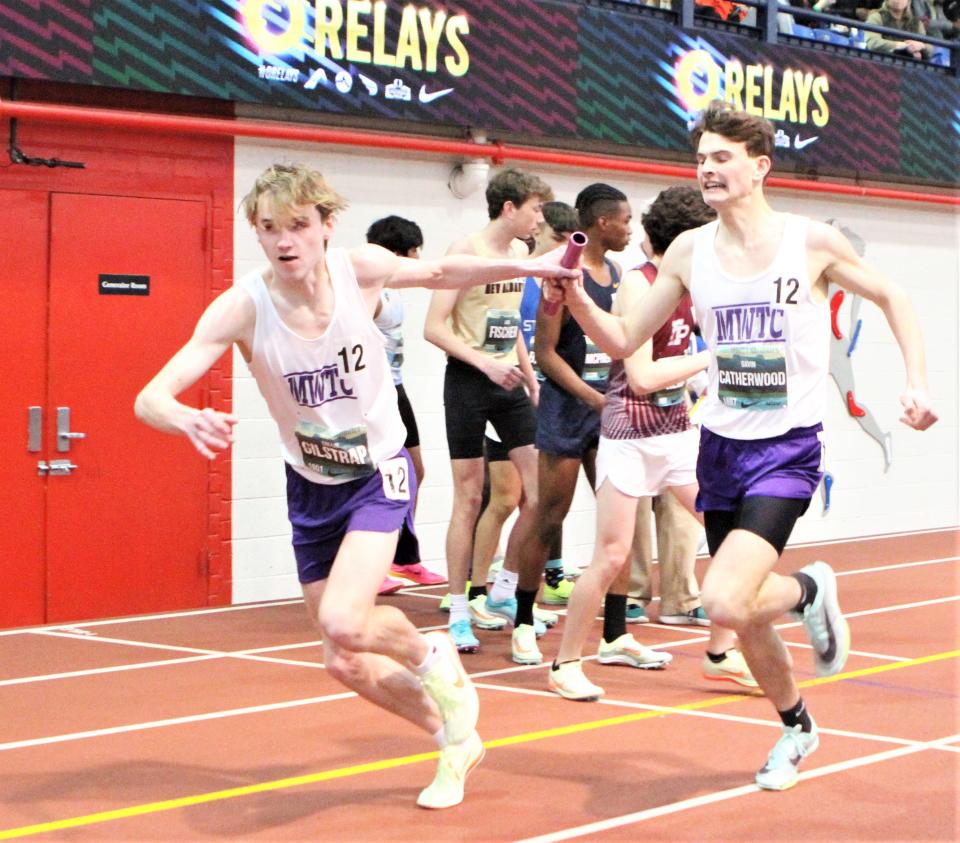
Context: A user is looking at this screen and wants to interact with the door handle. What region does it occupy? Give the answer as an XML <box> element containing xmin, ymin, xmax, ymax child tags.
<box><xmin>28</xmin><ymin>406</ymin><xmax>42</xmax><ymax>452</ymax></box>
<box><xmin>38</xmin><ymin>459</ymin><xmax>79</xmax><ymax>476</ymax></box>
<box><xmin>57</xmin><ymin>407</ymin><xmax>86</xmax><ymax>453</ymax></box>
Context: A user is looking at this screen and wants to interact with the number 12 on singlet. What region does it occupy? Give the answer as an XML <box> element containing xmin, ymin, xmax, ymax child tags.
<box><xmin>379</xmin><ymin>457</ymin><xmax>410</xmax><ymax>501</ymax></box>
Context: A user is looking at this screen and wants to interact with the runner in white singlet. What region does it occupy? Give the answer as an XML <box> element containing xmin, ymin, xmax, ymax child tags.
<box><xmin>544</xmin><ymin>102</ymin><xmax>937</xmax><ymax>792</ymax></box>
<box><xmin>135</xmin><ymin>163</ymin><xmax>578</xmax><ymax>810</ymax></box>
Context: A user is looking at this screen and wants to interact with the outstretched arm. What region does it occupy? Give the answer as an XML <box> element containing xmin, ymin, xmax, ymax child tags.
<box><xmin>134</xmin><ymin>286</ymin><xmax>248</xmax><ymax>458</ymax></box>
<box><xmin>349</xmin><ymin>243</ymin><xmax>579</xmax><ymax>291</ymax></box>
<box><xmin>811</xmin><ymin>222</ymin><xmax>937</xmax><ymax>430</ymax></box>
<box><xmin>548</xmin><ymin>234</ymin><xmax>691</xmax><ymax>360</ymax></box>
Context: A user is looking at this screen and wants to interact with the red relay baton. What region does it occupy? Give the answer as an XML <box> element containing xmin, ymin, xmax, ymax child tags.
<box><xmin>543</xmin><ymin>231</ymin><xmax>587</xmax><ymax>316</ymax></box>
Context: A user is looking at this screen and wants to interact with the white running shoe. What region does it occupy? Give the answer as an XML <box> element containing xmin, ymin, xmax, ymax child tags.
<box><xmin>702</xmin><ymin>649</ymin><xmax>759</xmax><ymax>688</ymax></box>
<box><xmin>597</xmin><ymin>634</ymin><xmax>672</xmax><ymax>669</ymax></box>
<box><xmin>511</xmin><ymin>624</ymin><xmax>543</xmax><ymax>665</ymax></box>
<box><xmin>533</xmin><ymin>603</ymin><xmax>558</xmax><ymax>629</ymax></box>
<box><xmin>548</xmin><ymin>660</ymin><xmax>604</xmax><ymax>701</ymax></box>
<box><xmin>468</xmin><ymin>594</ymin><xmax>508</xmax><ymax>630</ymax></box>
<box><xmin>793</xmin><ymin>561</ymin><xmax>850</xmax><ymax>677</ymax></box>
<box><xmin>420</xmin><ymin>631</ymin><xmax>480</xmax><ymax>745</ymax></box>
<box><xmin>417</xmin><ymin>731</ymin><xmax>485</xmax><ymax>809</ymax></box>
<box><xmin>755</xmin><ymin>720</ymin><xmax>819</xmax><ymax>791</ymax></box>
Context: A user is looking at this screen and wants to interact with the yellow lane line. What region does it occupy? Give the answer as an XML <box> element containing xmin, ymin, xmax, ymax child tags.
<box><xmin>1</xmin><ymin>647</ymin><xmax>956</xmax><ymax>840</ymax></box>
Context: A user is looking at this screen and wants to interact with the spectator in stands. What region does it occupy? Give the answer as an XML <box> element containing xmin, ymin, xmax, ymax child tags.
<box><xmin>914</xmin><ymin>0</ymin><xmax>959</xmax><ymax>37</ymax></box>
<box><xmin>695</xmin><ymin>0</ymin><xmax>748</xmax><ymax>21</ymax></box>
<box><xmin>865</xmin><ymin>0</ymin><xmax>933</xmax><ymax>57</ymax></box>
<box><xmin>814</xmin><ymin>0</ymin><xmax>883</xmax><ymax>22</ymax></box>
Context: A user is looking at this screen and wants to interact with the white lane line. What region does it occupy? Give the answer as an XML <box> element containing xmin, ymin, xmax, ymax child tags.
<box><xmin>0</xmin><ymin>693</ymin><xmax>357</xmax><ymax>753</ymax></box>
<box><xmin>0</xmin><ymin>600</ymin><xmax>305</xmax><ymax>636</ymax></box>
<box><xmin>777</xmin><ymin>594</ymin><xmax>960</xmax><ymax>632</ymax></box>
<box><xmin>786</xmin><ymin>525</ymin><xmax>957</xmax><ymax>549</ymax></box>
<box><xmin>472</xmin><ymin>681</ymin><xmax>925</xmax><ymax>748</ymax></box>
<box><xmin>0</xmin><ymin>655</ymin><xmax>222</xmax><ymax>688</ymax></box>
<box><xmin>777</xmin><ymin>642</ymin><xmax>912</xmax><ymax>662</ymax></box>
<box><xmin>836</xmin><ymin>555</ymin><xmax>958</xmax><ymax>577</ymax></box>
<box><xmin>0</xmin><ymin>640</ymin><xmax>331</xmax><ymax>688</ymax></box>
<box><xmin>516</xmin><ymin>733</ymin><xmax>960</xmax><ymax>843</ymax></box>
<box><xmin>27</xmin><ymin>630</ymin><xmax>323</xmax><ymax>670</ymax></box>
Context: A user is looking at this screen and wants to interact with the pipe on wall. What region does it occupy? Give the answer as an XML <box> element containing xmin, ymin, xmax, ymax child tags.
<box><xmin>1</xmin><ymin>98</ymin><xmax>957</xmax><ymax>207</ymax></box>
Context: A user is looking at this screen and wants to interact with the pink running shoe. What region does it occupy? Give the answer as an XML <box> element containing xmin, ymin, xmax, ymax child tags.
<box><xmin>391</xmin><ymin>563</ymin><xmax>447</xmax><ymax>586</ymax></box>
<box><xmin>378</xmin><ymin>577</ymin><xmax>406</xmax><ymax>595</ymax></box>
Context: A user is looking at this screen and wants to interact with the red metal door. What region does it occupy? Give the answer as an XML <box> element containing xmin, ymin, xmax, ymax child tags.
<box><xmin>45</xmin><ymin>194</ymin><xmax>210</xmax><ymax>622</ymax></box>
<box><xmin>0</xmin><ymin>191</ymin><xmax>49</xmax><ymax>626</ymax></box>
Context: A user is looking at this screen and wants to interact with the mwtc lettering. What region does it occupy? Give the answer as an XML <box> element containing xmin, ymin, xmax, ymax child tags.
<box><xmin>285</xmin><ymin>364</ymin><xmax>356</xmax><ymax>407</ymax></box>
<box><xmin>715</xmin><ymin>303</ymin><xmax>785</xmax><ymax>343</ymax></box>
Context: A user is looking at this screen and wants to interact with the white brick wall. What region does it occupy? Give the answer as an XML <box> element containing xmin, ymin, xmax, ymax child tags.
<box><xmin>230</xmin><ymin>139</ymin><xmax>960</xmax><ymax>603</ymax></box>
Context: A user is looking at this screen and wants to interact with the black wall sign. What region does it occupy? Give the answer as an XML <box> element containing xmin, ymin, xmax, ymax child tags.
<box><xmin>98</xmin><ymin>274</ymin><xmax>151</xmax><ymax>296</ymax></box>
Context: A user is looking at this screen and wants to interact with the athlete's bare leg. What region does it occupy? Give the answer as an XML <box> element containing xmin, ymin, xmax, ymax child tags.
<box><xmin>700</xmin><ymin>530</ymin><xmax>804</xmax><ymax>709</ymax></box>
<box><xmin>472</xmin><ymin>459</ymin><xmax>521</xmax><ymax>588</ymax></box>
<box><xmin>501</xmin><ymin>444</ymin><xmax>539</xmax><ymax>577</ymax></box>
<box><xmin>667</xmin><ymin>483</ymin><xmax>739</xmax><ymax>655</ymax></box>
<box><xmin>445</xmin><ymin>458</ymin><xmax>486</xmax><ymax>596</ymax></box>
<box><xmin>304</xmin><ymin>530</ymin><xmax>442</xmax><ymax>733</ymax></box>
<box><xmin>517</xmin><ymin>452</ymin><xmax>581</xmax><ymax>592</ymax></box>
<box><xmin>554</xmin><ymin>479</ymin><xmax>637</xmax><ymax>663</ymax></box>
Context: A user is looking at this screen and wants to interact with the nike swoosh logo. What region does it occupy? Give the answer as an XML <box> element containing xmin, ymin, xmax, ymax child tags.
<box><xmin>794</xmin><ymin>134</ymin><xmax>819</xmax><ymax>150</ymax></box>
<box><xmin>419</xmin><ymin>84</ymin><xmax>453</xmax><ymax>104</ymax></box>
<box><xmin>821</xmin><ymin>623</ymin><xmax>837</xmax><ymax>663</ymax></box>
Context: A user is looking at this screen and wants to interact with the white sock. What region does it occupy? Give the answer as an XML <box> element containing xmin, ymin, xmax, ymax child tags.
<box><xmin>489</xmin><ymin>568</ymin><xmax>518</xmax><ymax>603</ymax></box>
<box><xmin>433</xmin><ymin>726</ymin><xmax>448</xmax><ymax>749</ymax></box>
<box><xmin>449</xmin><ymin>593</ymin><xmax>469</xmax><ymax>625</ymax></box>
<box><xmin>412</xmin><ymin>635</ymin><xmax>439</xmax><ymax>676</ymax></box>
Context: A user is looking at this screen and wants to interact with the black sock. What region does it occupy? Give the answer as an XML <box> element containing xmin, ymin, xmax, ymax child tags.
<box><xmin>778</xmin><ymin>698</ymin><xmax>813</xmax><ymax>733</ymax></box>
<box><xmin>515</xmin><ymin>587</ymin><xmax>537</xmax><ymax>627</ymax></box>
<box><xmin>706</xmin><ymin>650</ymin><xmax>728</xmax><ymax>664</ymax></box>
<box><xmin>603</xmin><ymin>594</ymin><xmax>628</xmax><ymax>643</ymax></box>
<box><xmin>467</xmin><ymin>584</ymin><xmax>487</xmax><ymax>601</ymax></box>
<box><xmin>791</xmin><ymin>572</ymin><xmax>818</xmax><ymax>613</ymax></box>
<box><xmin>552</xmin><ymin>658</ymin><xmax>578</xmax><ymax>671</ymax></box>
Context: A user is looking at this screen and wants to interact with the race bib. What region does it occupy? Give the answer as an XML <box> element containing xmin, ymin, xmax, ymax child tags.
<box><xmin>716</xmin><ymin>343</ymin><xmax>787</xmax><ymax>410</ymax></box>
<box><xmin>582</xmin><ymin>339</ymin><xmax>611</xmax><ymax>384</ymax></box>
<box><xmin>482</xmin><ymin>308</ymin><xmax>520</xmax><ymax>353</ymax></box>
<box><xmin>379</xmin><ymin>456</ymin><xmax>411</xmax><ymax>501</ymax></box>
<box><xmin>294</xmin><ymin>422</ymin><xmax>375</xmax><ymax>479</ymax></box>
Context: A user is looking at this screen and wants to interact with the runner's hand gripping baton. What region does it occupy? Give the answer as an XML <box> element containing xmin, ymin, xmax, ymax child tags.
<box><xmin>543</xmin><ymin>231</ymin><xmax>587</xmax><ymax>316</ymax></box>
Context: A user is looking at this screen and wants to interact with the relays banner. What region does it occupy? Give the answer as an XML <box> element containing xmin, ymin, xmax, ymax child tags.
<box><xmin>1</xmin><ymin>0</ymin><xmax>956</xmax><ymax>185</ymax></box>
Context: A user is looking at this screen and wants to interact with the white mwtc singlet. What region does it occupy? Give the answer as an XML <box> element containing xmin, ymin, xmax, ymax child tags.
<box><xmin>690</xmin><ymin>214</ymin><xmax>830</xmax><ymax>440</ymax></box>
<box><xmin>238</xmin><ymin>248</ymin><xmax>405</xmax><ymax>484</ymax></box>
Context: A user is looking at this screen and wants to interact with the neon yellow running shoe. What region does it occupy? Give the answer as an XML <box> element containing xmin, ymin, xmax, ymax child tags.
<box><xmin>417</xmin><ymin>731</ymin><xmax>485</xmax><ymax>809</ymax></box>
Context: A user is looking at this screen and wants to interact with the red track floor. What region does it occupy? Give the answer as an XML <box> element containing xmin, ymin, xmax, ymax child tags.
<box><xmin>1</xmin><ymin>528</ymin><xmax>957</xmax><ymax>841</ymax></box>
